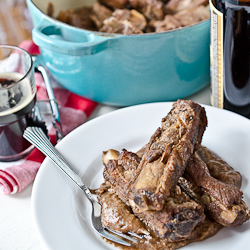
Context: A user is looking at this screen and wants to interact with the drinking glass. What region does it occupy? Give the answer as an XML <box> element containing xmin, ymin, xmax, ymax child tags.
<box><xmin>0</xmin><ymin>45</ymin><xmax>36</xmax><ymax>161</ymax></box>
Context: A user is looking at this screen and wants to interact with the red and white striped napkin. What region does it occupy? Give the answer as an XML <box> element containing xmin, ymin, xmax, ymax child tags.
<box><xmin>0</xmin><ymin>41</ymin><xmax>97</xmax><ymax>195</ymax></box>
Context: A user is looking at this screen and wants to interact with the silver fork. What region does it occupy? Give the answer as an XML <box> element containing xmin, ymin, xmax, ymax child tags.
<box><xmin>23</xmin><ymin>126</ymin><xmax>139</xmax><ymax>246</ymax></box>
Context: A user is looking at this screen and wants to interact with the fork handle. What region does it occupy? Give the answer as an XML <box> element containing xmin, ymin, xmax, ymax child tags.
<box><xmin>23</xmin><ymin>126</ymin><xmax>93</xmax><ymax>201</ymax></box>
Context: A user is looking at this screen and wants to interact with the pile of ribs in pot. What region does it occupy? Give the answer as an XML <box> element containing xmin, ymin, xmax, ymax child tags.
<box><xmin>47</xmin><ymin>0</ymin><xmax>210</xmax><ymax>34</ymax></box>
<box><xmin>97</xmin><ymin>100</ymin><xmax>249</xmax><ymax>250</ymax></box>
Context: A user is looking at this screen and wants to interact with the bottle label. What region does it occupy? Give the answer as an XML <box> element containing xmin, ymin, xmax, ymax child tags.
<box><xmin>210</xmin><ymin>0</ymin><xmax>224</xmax><ymax>109</ymax></box>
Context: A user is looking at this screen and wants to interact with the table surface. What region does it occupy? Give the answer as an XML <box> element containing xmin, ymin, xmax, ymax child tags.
<box><xmin>0</xmin><ymin>86</ymin><xmax>211</xmax><ymax>250</ymax></box>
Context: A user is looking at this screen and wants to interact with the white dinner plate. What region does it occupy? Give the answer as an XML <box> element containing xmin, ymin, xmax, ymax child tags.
<box><xmin>32</xmin><ymin>102</ymin><xmax>250</xmax><ymax>250</ymax></box>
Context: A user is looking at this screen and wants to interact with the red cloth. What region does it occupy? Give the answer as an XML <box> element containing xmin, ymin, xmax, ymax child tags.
<box><xmin>0</xmin><ymin>41</ymin><xmax>97</xmax><ymax>195</ymax></box>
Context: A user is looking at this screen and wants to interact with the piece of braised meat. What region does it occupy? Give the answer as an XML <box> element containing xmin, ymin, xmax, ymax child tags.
<box><xmin>98</xmin><ymin>0</ymin><xmax>129</xmax><ymax>9</ymax></box>
<box><xmin>47</xmin><ymin>2</ymin><xmax>54</xmax><ymax>17</ymax></box>
<box><xmin>148</xmin><ymin>5</ymin><xmax>209</xmax><ymax>33</ymax></box>
<box><xmin>197</xmin><ymin>146</ymin><xmax>242</xmax><ymax>189</ymax></box>
<box><xmin>135</xmin><ymin>185</ymin><xmax>205</xmax><ymax>241</ymax></box>
<box><xmin>100</xmin><ymin>16</ymin><xmax>143</xmax><ymax>34</ymax></box>
<box><xmin>57</xmin><ymin>7</ymin><xmax>97</xmax><ymax>31</ymax></box>
<box><xmin>90</xmin><ymin>3</ymin><xmax>112</xmax><ymax>29</ymax></box>
<box><xmin>143</xmin><ymin>0</ymin><xmax>165</xmax><ymax>20</ymax></box>
<box><xmin>148</xmin><ymin>15</ymin><xmax>181</xmax><ymax>32</ymax></box>
<box><xmin>128</xmin><ymin>100</ymin><xmax>207</xmax><ymax>212</ymax></box>
<box><xmin>174</xmin><ymin>6</ymin><xmax>210</xmax><ymax>27</ymax></box>
<box><xmin>103</xmin><ymin>149</ymin><xmax>205</xmax><ymax>241</ymax></box>
<box><xmin>164</xmin><ymin>0</ymin><xmax>209</xmax><ymax>14</ymax></box>
<box><xmin>99</xmin><ymin>190</ymin><xmax>150</xmax><ymax>236</ymax></box>
<box><xmin>112</xmin><ymin>8</ymin><xmax>131</xmax><ymax>20</ymax></box>
<box><xmin>179</xmin><ymin>146</ymin><xmax>250</xmax><ymax>227</ymax></box>
<box><xmin>103</xmin><ymin>149</ymin><xmax>141</xmax><ymax>205</ymax></box>
<box><xmin>112</xmin><ymin>9</ymin><xmax>147</xmax><ymax>30</ymax></box>
<box><xmin>97</xmin><ymin>182</ymin><xmax>222</xmax><ymax>249</ymax></box>
<box><xmin>129</xmin><ymin>0</ymin><xmax>164</xmax><ymax>21</ymax></box>
<box><xmin>100</xmin><ymin>8</ymin><xmax>147</xmax><ymax>33</ymax></box>
<box><xmin>99</xmin><ymin>7</ymin><xmax>147</xmax><ymax>34</ymax></box>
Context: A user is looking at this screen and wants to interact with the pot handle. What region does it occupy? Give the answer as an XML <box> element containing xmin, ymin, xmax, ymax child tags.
<box><xmin>32</xmin><ymin>19</ymin><xmax>116</xmax><ymax>56</ymax></box>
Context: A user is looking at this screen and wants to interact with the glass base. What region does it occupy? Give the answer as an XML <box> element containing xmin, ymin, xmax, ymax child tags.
<box><xmin>0</xmin><ymin>145</ymin><xmax>35</xmax><ymax>162</ymax></box>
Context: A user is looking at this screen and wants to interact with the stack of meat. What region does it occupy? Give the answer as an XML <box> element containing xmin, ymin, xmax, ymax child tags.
<box><xmin>98</xmin><ymin>100</ymin><xmax>249</xmax><ymax>249</ymax></box>
<box><xmin>48</xmin><ymin>0</ymin><xmax>210</xmax><ymax>34</ymax></box>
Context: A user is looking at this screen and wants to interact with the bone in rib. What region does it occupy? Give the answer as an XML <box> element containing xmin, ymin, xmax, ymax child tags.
<box><xmin>128</xmin><ymin>100</ymin><xmax>207</xmax><ymax>212</ymax></box>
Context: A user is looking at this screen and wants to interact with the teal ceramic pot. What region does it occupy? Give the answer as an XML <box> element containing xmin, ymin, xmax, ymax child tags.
<box><xmin>27</xmin><ymin>0</ymin><xmax>210</xmax><ymax>106</ymax></box>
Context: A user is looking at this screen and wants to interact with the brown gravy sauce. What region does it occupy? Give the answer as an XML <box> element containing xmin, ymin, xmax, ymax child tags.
<box><xmin>97</xmin><ymin>188</ymin><xmax>222</xmax><ymax>250</ymax></box>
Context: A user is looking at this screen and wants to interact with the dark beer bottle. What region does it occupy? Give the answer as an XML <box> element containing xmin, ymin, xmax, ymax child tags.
<box><xmin>210</xmin><ymin>0</ymin><xmax>250</xmax><ymax>118</ymax></box>
<box><xmin>217</xmin><ymin>0</ymin><xmax>225</xmax><ymax>12</ymax></box>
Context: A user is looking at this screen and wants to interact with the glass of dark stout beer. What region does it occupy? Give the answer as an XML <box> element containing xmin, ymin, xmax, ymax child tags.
<box><xmin>0</xmin><ymin>45</ymin><xmax>36</xmax><ymax>161</ymax></box>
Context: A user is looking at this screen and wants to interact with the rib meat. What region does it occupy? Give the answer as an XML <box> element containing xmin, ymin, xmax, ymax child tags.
<box><xmin>98</xmin><ymin>184</ymin><xmax>222</xmax><ymax>249</ymax></box>
<box><xmin>135</xmin><ymin>185</ymin><xmax>205</xmax><ymax>241</ymax></box>
<box><xmin>103</xmin><ymin>149</ymin><xmax>205</xmax><ymax>241</ymax></box>
<box><xmin>99</xmin><ymin>190</ymin><xmax>149</xmax><ymax>236</ymax></box>
<box><xmin>103</xmin><ymin>149</ymin><xmax>141</xmax><ymax>205</ymax></box>
<box><xmin>179</xmin><ymin>146</ymin><xmax>250</xmax><ymax>227</ymax></box>
<box><xmin>129</xmin><ymin>100</ymin><xmax>207</xmax><ymax>212</ymax></box>
<box><xmin>196</xmin><ymin>146</ymin><xmax>242</xmax><ymax>189</ymax></box>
